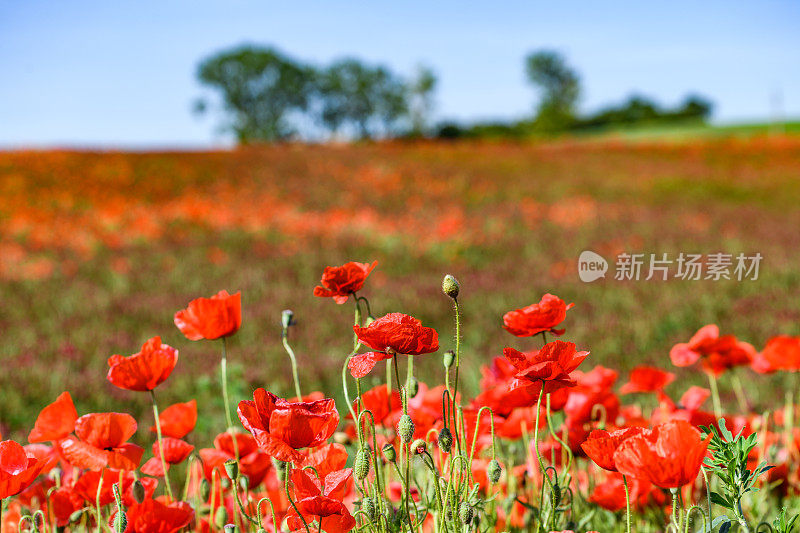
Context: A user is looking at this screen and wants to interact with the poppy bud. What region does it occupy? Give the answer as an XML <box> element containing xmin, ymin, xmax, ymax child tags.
<box><xmin>354</xmin><ymin>447</ymin><xmax>371</xmax><ymax>480</ymax></box>
<box><xmin>408</xmin><ymin>376</ymin><xmax>419</xmax><ymax>398</ymax></box>
<box><xmin>438</xmin><ymin>427</ymin><xmax>453</xmax><ymax>453</ymax></box>
<box><xmin>221</xmin><ymin>477</ymin><xmax>231</xmax><ymax>489</ymax></box>
<box><xmin>397</xmin><ymin>414</ymin><xmax>415</xmax><ymax>444</ymax></box>
<box><xmin>69</xmin><ymin>510</ymin><xmax>84</xmax><ymax>523</ymax></box>
<box><xmin>361</xmin><ymin>496</ymin><xmax>376</xmax><ymax>521</ymax></box>
<box><xmin>200</xmin><ymin>478</ymin><xmax>211</xmax><ymax>501</ymax></box>
<box><xmin>239</xmin><ymin>475</ymin><xmax>249</xmax><ymax>490</ymax></box>
<box><xmin>257</xmin><ymin>529</ymin><xmax>267</xmax><ymax>533</ymax></box>
<box><xmin>442</xmin><ymin>275</ymin><xmax>460</xmax><ymax>299</ymax></box>
<box><xmin>382</xmin><ymin>443</ymin><xmax>397</xmax><ymax>463</ymax></box>
<box><xmin>273</xmin><ymin>458</ymin><xmax>288</xmax><ymax>481</ymax></box>
<box><xmin>458</xmin><ymin>502</ymin><xmax>473</xmax><ymax>524</ymax></box>
<box><xmin>487</xmin><ymin>459</ymin><xmax>502</xmax><ymax>484</ymax></box>
<box><xmin>443</xmin><ymin>350</ymin><xmax>455</xmax><ymax>369</ymax></box>
<box><xmin>364</xmin><ymin>316</ymin><xmax>375</xmax><ymax>326</ymax></box>
<box><xmin>132</xmin><ymin>479</ymin><xmax>146</xmax><ymax>504</ymax></box>
<box><xmin>34</xmin><ymin>512</ymin><xmax>45</xmax><ymax>532</ymax></box>
<box><xmin>112</xmin><ymin>511</ymin><xmax>127</xmax><ymax>533</ymax></box>
<box><xmin>281</xmin><ymin>309</ymin><xmax>295</xmax><ymax>329</ymax></box>
<box><xmin>411</xmin><ymin>439</ymin><xmax>427</xmax><ymax>454</ymax></box>
<box><xmin>214</xmin><ymin>507</ymin><xmax>228</xmax><ymax>529</ymax></box>
<box><xmin>224</xmin><ymin>459</ymin><xmax>239</xmax><ymax>480</ymax></box>
<box><xmin>223</xmin><ymin>525</ymin><xmax>239</xmax><ymax>533</ymax></box>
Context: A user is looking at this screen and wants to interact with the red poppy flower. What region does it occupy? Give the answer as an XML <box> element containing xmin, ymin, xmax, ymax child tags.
<box><xmin>349</xmin><ymin>313</ymin><xmax>439</xmax><ymax>378</ymax></box>
<box><xmin>503</xmin><ymin>294</ymin><xmax>574</xmax><ymax>337</ymax></box>
<box><xmin>588</xmin><ymin>472</ymin><xmax>666</xmax><ymax>512</ymax></box>
<box><xmin>619</xmin><ymin>366</ymin><xmax>675</xmax><ymax>394</ymax></box>
<box><xmin>0</xmin><ymin>440</ymin><xmax>48</xmax><ymax>499</ymax></box>
<box><xmin>503</xmin><ymin>340</ymin><xmax>589</xmax><ymax>395</ymax></box>
<box><xmin>107</xmin><ymin>337</ymin><xmax>178</xmax><ymax>391</ymax></box>
<box><xmin>581</xmin><ymin>426</ymin><xmax>646</xmax><ymax>472</ymax></box>
<box><xmin>28</xmin><ymin>392</ymin><xmax>78</xmax><ymax>443</ymax></box>
<box><xmin>351</xmin><ymin>385</ymin><xmax>402</xmax><ymax>428</ymax></box>
<box><xmin>151</xmin><ymin>400</ymin><xmax>197</xmax><ymax>439</ymax></box>
<box><xmin>238</xmin><ymin>389</ymin><xmax>340</xmax><ymax>462</ymax></box>
<box><xmin>74</xmin><ymin>470</ymin><xmax>157</xmax><ymax>507</ymax></box>
<box><xmin>670</xmin><ymin>324</ymin><xmax>755</xmax><ymax>376</ymax></box>
<box><xmin>613</xmin><ymin>420</ymin><xmax>711</xmax><ymax>489</ymax></box>
<box><xmin>752</xmin><ymin>335</ymin><xmax>800</xmax><ymax>374</ymax></box>
<box><xmin>174</xmin><ymin>290</ymin><xmax>241</xmax><ymax>341</ymax></box>
<box><xmin>59</xmin><ymin>413</ymin><xmax>143</xmax><ymax>471</ymax></box>
<box><xmin>152</xmin><ymin>438</ymin><xmax>194</xmax><ymax>465</ymax></box>
<box><xmin>112</xmin><ymin>497</ymin><xmax>194</xmax><ymax>533</ymax></box>
<box><xmin>300</xmin><ymin>443</ymin><xmax>350</xmax><ymax>479</ymax></box>
<box><xmin>286</xmin><ymin>468</ymin><xmax>356</xmax><ymax>533</ymax></box>
<box><xmin>314</xmin><ymin>261</ymin><xmax>377</xmax><ymax>304</ymax></box>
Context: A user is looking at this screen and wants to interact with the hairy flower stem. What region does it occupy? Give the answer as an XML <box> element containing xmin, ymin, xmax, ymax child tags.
<box><xmin>342</xmin><ymin>299</ymin><xmax>363</xmax><ymax>425</ymax></box>
<box><xmin>623</xmin><ymin>475</ymin><xmax>631</xmax><ymax>533</ymax></box>
<box><xmin>450</xmin><ymin>298</ymin><xmax>463</xmax><ymax>455</ymax></box>
<box><xmin>96</xmin><ymin>468</ymin><xmax>105</xmax><ymax>533</ymax></box>
<box><xmin>707</xmin><ymin>373</ymin><xmax>723</xmax><ymax>419</ymax></box>
<box><xmin>149</xmin><ymin>390</ymin><xmax>175</xmax><ymax>501</ymax></box>
<box><xmin>220</xmin><ymin>337</ymin><xmax>240</xmax><ymax>461</ymax></box>
<box><xmin>285</xmin><ymin>463</ymin><xmax>312</xmax><ymax>533</ymax></box>
<box><xmin>282</xmin><ymin>325</ymin><xmax>302</xmax><ymax>400</ymax></box>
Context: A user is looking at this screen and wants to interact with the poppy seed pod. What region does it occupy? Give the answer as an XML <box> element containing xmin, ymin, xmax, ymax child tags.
<box><xmin>224</xmin><ymin>459</ymin><xmax>239</xmax><ymax>480</ymax></box>
<box><xmin>443</xmin><ymin>350</ymin><xmax>455</xmax><ymax>369</ymax></box>
<box><xmin>382</xmin><ymin>443</ymin><xmax>397</xmax><ymax>463</ymax></box>
<box><xmin>442</xmin><ymin>275</ymin><xmax>460</xmax><ymax>299</ymax></box>
<box><xmin>458</xmin><ymin>502</ymin><xmax>474</xmax><ymax>524</ymax></box>
<box><xmin>281</xmin><ymin>309</ymin><xmax>295</xmax><ymax>329</ymax></box>
<box><xmin>214</xmin><ymin>507</ymin><xmax>228</xmax><ymax>529</ymax></box>
<box><xmin>438</xmin><ymin>427</ymin><xmax>453</xmax><ymax>453</ymax></box>
<box><xmin>113</xmin><ymin>511</ymin><xmax>127</xmax><ymax>533</ymax></box>
<box><xmin>361</xmin><ymin>496</ymin><xmax>376</xmax><ymax>521</ymax></box>
<box><xmin>200</xmin><ymin>478</ymin><xmax>211</xmax><ymax>501</ymax></box>
<box><xmin>397</xmin><ymin>414</ymin><xmax>415</xmax><ymax>443</ymax></box>
<box><xmin>354</xmin><ymin>447</ymin><xmax>371</xmax><ymax>480</ymax></box>
<box><xmin>487</xmin><ymin>459</ymin><xmax>502</xmax><ymax>484</ymax></box>
<box><xmin>132</xmin><ymin>479</ymin><xmax>146</xmax><ymax>503</ymax></box>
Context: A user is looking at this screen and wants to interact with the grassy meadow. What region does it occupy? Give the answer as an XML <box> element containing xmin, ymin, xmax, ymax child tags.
<box><xmin>2</xmin><ymin>136</ymin><xmax>800</xmax><ymax>441</ymax></box>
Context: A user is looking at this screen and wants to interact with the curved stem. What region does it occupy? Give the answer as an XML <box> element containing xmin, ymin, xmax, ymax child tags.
<box><xmin>149</xmin><ymin>390</ymin><xmax>174</xmax><ymax>501</ymax></box>
<box><xmin>282</xmin><ymin>327</ymin><xmax>302</xmax><ymax>400</ymax></box>
<box><xmin>285</xmin><ymin>463</ymin><xmax>312</xmax><ymax>533</ymax></box>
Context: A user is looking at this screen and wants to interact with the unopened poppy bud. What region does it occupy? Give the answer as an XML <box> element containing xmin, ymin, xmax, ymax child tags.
<box><xmin>458</xmin><ymin>502</ymin><xmax>474</xmax><ymax>524</ymax></box>
<box><xmin>442</xmin><ymin>275</ymin><xmax>460</xmax><ymax>299</ymax></box>
<box><xmin>281</xmin><ymin>309</ymin><xmax>295</xmax><ymax>329</ymax></box>
<box><xmin>397</xmin><ymin>414</ymin><xmax>415</xmax><ymax>443</ymax></box>
<box><xmin>112</xmin><ymin>511</ymin><xmax>127</xmax><ymax>533</ymax></box>
<box><xmin>382</xmin><ymin>443</ymin><xmax>397</xmax><ymax>463</ymax></box>
<box><xmin>132</xmin><ymin>479</ymin><xmax>146</xmax><ymax>503</ymax></box>
<box><xmin>438</xmin><ymin>427</ymin><xmax>453</xmax><ymax>453</ymax></box>
<box><xmin>223</xmin><ymin>525</ymin><xmax>239</xmax><ymax>533</ymax></box>
<box><xmin>34</xmin><ymin>512</ymin><xmax>45</xmax><ymax>532</ymax></box>
<box><xmin>239</xmin><ymin>475</ymin><xmax>249</xmax><ymax>490</ymax></box>
<box><xmin>408</xmin><ymin>376</ymin><xmax>419</xmax><ymax>398</ymax></box>
<box><xmin>200</xmin><ymin>478</ymin><xmax>211</xmax><ymax>501</ymax></box>
<box><xmin>273</xmin><ymin>458</ymin><xmax>288</xmax><ymax>481</ymax></box>
<box><xmin>410</xmin><ymin>439</ymin><xmax>427</xmax><ymax>454</ymax></box>
<box><xmin>69</xmin><ymin>510</ymin><xmax>84</xmax><ymax>523</ymax></box>
<box><xmin>257</xmin><ymin>529</ymin><xmax>267</xmax><ymax>533</ymax></box>
<box><xmin>354</xmin><ymin>447</ymin><xmax>371</xmax><ymax>480</ymax></box>
<box><xmin>361</xmin><ymin>496</ymin><xmax>376</xmax><ymax>521</ymax></box>
<box><xmin>487</xmin><ymin>459</ymin><xmax>502</xmax><ymax>484</ymax></box>
<box><xmin>443</xmin><ymin>350</ymin><xmax>455</xmax><ymax>369</ymax></box>
<box><xmin>224</xmin><ymin>459</ymin><xmax>239</xmax><ymax>480</ymax></box>
<box><xmin>364</xmin><ymin>316</ymin><xmax>375</xmax><ymax>326</ymax></box>
<box><xmin>214</xmin><ymin>507</ymin><xmax>228</xmax><ymax>529</ymax></box>
<box><xmin>220</xmin><ymin>477</ymin><xmax>231</xmax><ymax>489</ymax></box>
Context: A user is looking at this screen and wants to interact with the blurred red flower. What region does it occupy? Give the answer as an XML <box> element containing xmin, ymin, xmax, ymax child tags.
<box><xmin>588</xmin><ymin>472</ymin><xmax>666</xmax><ymax>512</ymax></box>
<box><xmin>670</xmin><ymin>324</ymin><xmax>755</xmax><ymax>376</ymax></box>
<box><xmin>581</xmin><ymin>426</ymin><xmax>646</xmax><ymax>472</ymax></box>
<box><xmin>28</xmin><ymin>392</ymin><xmax>78</xmax><ymax>443</ymax></box>
<box><xmin>152</xmin><ymin>438</ymin><xmax>194</xmax><ymax>465</ymax></box>
<box><xmin>174</xmin><ymin>290</ymin><xmax>241</xmax><ymax>341</ymax></box>
<box><xmin>752</xmin><ymin>335</ymin><xmax>800</xmax><ymax>374</ymax></box>
<box><xmin>503</xmin><ymin>340</ymin><xmax>589</xmax><ymax>395</ymax></box>
<box><xmin>619</xmin><ymin>366</ymin><xmax>675</xmax><ymax>394</ymax></box>
<box><xmin>349</xmin><ymin>313</ymin><xmax>439</xmax><ymax>378</ymax></box>
<box><xmin>613</xmin><ymin>420</ymin><xmax>711</xmax><ymax>489</ymax></box>
<box><xmin>111</xmin><ymin>497</ymin><xmax>193</xmax><ymax>533</ymax></box>
<box><xmin>314</xmin><ymin>260</ymin><xmax>377</xmax><ymax>304</ymax></box>
<box><xmin>107</xmin><ymin>336</ymin><xmax>178</xmax><ymax>391</ymax></box>
<box><xmin>150</xmin><ymin>399</ymin><xmax>197</xmax><ymax>439</ymax></box>
<box><xmin>503</xmin><ymin>294</ymin><xmax>574</xmax><ymax>337</ymax></box>
<box><xmin>0</xmin><ymin>440</ymin><xmax>47</xmax><ymax>499</ymax></box>
<box><xmin>59</xmin><ymin>413</ymin><xmax>143</xmax><ymax>471</ymax></box>
<box><xmin>238</xmin><ymin>389</ymin><xmax>339</xmax><ymax>462</ymax></box>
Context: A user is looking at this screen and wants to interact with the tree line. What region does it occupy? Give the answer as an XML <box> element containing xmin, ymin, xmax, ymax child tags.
<box><xmin>196</xmin><ymin>45</ymin><xmax>712</xmax><ymax>143</ymax></box>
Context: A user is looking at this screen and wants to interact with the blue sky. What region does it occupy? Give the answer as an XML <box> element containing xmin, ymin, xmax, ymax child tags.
<box><xmin>1</xmin><ymin>1</ymin><xmax>798</xmax><ymax>147</ymax></box>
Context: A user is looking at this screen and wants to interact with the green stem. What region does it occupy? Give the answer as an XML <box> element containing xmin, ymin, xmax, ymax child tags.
<box><xmin>285</xmin><ymin>463</ymin><xmax>312</xmax><ymax>533</ymax></box>
<box><xmin>623</xmin><ymin>475</ymin><xmax>631</xmax><ymax>533</ymax></box>
<box><xmin>220</xmin><ymin>337</ymin><xmax>240</xmax><ymax>461</ymax></box>
<box><xmin>282</xmin><ymin>327</ymin><xmax>303</xmax><ymax>400</ymax></box>
<box><xmin>96</xmin><ymin>468</ymin><xmax>105</xmax><ymax>533</ymax></box>
<box><xmin>149</xmin><ymin>390</ymin><xmax>175</xmax><ymax>501</ymax></box>
<box><xmin>707</xmin><ymin>373</ymin><xmax>723</xmax><ymax>419</ymax></box>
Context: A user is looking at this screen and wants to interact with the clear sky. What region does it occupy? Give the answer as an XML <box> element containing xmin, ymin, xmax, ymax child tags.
<box><xmin>1</xmin><ymin>1</ymin><xmax>798</xmax><ymax>147</ymax></box>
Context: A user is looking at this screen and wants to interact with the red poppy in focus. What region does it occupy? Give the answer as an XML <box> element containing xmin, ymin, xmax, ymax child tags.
<box><xmin>111</xmin><ymin>497</ymin><xmax>194</xmax><ymax>533</ymax></box>
<box><xmin>503</xmin><ymin>340</ymin><xmax>589</xmax><ymax>395</ymax></box>
<box><xmin>581</xmin><ymin>426</ymin><xmax>646</xmax><ymax>472</ymax></box>
<box><xmin>619</xmin><ymin>366</ymin><xmax>675</xmax><ymax>394</ymax></box>
<box><xmin>59</xmin><ymin>413</ymin><xmax>143</xmax><ymax>471</ymax></box>
<box><xmin>670</xmin><ymin>324</ymin><xmax>755</xmax><ymax>376</ymax></box>
<box><xmin>752</xmin><ymin>335</ymin><xmax>800</xmax><ymax>374</ymax></box>
<box><xmin>314</xmin><ymin>261</ymin><xmax>377</xmax><ymax>304</ymax></box>
<box><xmin>351</xmin><ymin>385</ymin><xmax>402</xmax><ymax>427</ymax></box>
<box><xmin>349</xmin><ymin>313</ymin><xmax>439</xmax><ymax>378</ymax></box>
<box><xmin>503</xmin><ymin>294</ymin><xmax>574</xmax><ymax>337</ymax></box>
<box><xmin>107</xmin><ymin>337</ymin><xmax>178</xmax><ymax>391</ymax></box>
<box><xmin>28</xmin><ymin>392</ymin><xmax>78</xmax><ymax>443</ymax></box>
<box><xmin>0</xmin><ymin>440</ymin><xmax>48</xmax><ymax>499</ymax></box>
<box><xmin>151</xmin><ymin>399</ymin><xmax>197</xmax><ymax>439</ymax></box>
<box><xmin>174</xmin><ymin>290</ymin><xmax>241</xmax><ymax>341</ymax></box>
<box><xmin>286</xmin><ymin>468</ymin><xmax>356</xmax><ymax>533</ymax></box>
<box><xmin>238</xmin><ymin>389</ymin><xmax>339</xmax><ymax>462</ymax></box>
<box><xmin>613</xmin><ymin>420</ymin><xmax>711</xmax><ymax>489</ymax></box>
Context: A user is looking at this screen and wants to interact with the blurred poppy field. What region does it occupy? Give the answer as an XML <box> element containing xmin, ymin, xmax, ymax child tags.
<box><xmin>2</xmin><ymin>137</ymin><xmax>800</xmax><ymax>437</ymax></box>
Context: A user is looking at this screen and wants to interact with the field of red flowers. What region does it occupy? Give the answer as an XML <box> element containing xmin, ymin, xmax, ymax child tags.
<box><xmin>1</xmin><ymin>137</ymin><xmax>800</xmax><ymax>531</ymax></box>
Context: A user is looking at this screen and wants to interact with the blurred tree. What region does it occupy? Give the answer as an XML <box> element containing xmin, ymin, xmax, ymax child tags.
<box><xmin>675</xmin><ymin>94</ymin><xmax>714</xmax><ymax>120</ymax></box>
<box><xmin>524</xmin><ymin>50</ymin><xmax>581</xmax><ymax>132</ymax></box>
<box><xmin>317</xmin><ymin>59</ymin><xmax>408</xmax><ymax>139</ymax></box>
<box><xmin>408</xmin><ymin>65</ymin><xmax>437</xmax><ymax>136</ymax></box>
<box><xmin>196</xmin><ymin>45</ymin><xmax>314</xmax><ymax>143</ymax></box>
